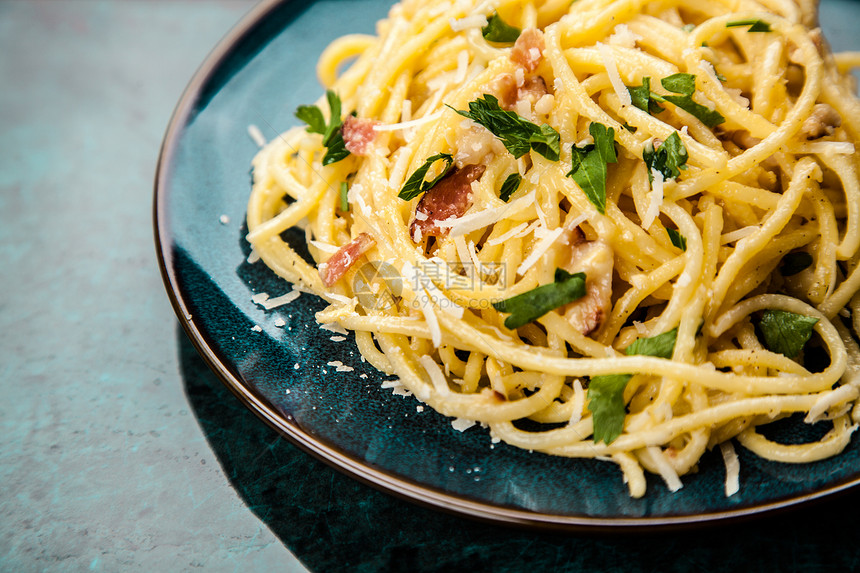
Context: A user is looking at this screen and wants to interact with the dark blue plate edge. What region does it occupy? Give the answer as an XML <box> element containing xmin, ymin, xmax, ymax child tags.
<box><xmin>151</xmin><ymin>0</ymin><xmax>860</xmax><ymax>531</ymax></box>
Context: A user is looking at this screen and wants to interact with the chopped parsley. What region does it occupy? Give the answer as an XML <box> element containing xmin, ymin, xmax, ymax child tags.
<box><xmin>482</xmin><ymin>12</ymin><xmax>521</xmax><ymax>43</ymax></box>
<box><xmin>499</xmin><ymin>172</ymin><xmax>522</xmax><ymax>202</ymax></box>
<box><xmin>295</xmin><ymin>90</ymin><xmax>351</xmax><ymax>165</ymax></box>
<box><xmin>398</xmin><ymin>153</ymin><xmax>454</xmax><ymax>201</ymax></box>
<box><xmin>726</xmin><ymin>19</ymin><xmax>772</xmax><ymax>32</ymax></box>
<box><xmin>567</xmin><ymin>122</ymin><xmax>617</xmax><ymax>214</ymax></box>
<box><xmin>588</xmin><ymin>327</ymin><xmax>679</xmax><ymax>444</ymax></box>
<box><xmin>758</xmin><ymin>310</ymin><xmax>819</xmax><ymax>358</ymax></box>
<box><xmin>643</xmin><ymin>132</ymin><xmax>688</xmax><ymax>182</ymax></box>
<box><xmin>491</xmin><ymin>269</ymin><xmax>586</xmax><ymax>329</ymax></box>
<box><xmin>587</xmin><ymin>374</ymin><xmax>632</xmax><ymax>445</ymax></box>
<box><xmin>667</xmin><ymin>227</ymin><xmax>687</xmax><ymax>251</ymax></box>
<box><xmin>627</xmin><ymin>77</ymin><xmax>665</xmax><ymax>115</ymax></box>
<box><xmin>451</xmin><ymin>95</ymin><xmax>561</xmax><ymax>161</ymax></box>
<box><xmin>627</xmin><ymin>74</ymin><xmax>725</xmax><ymax>128</ymax></box>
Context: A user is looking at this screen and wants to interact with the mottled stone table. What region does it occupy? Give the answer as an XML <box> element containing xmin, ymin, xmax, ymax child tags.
<box><xmin>3</xmin><ymin>1</ymin><xmax>860</xmax><ymax>571</ymax></box>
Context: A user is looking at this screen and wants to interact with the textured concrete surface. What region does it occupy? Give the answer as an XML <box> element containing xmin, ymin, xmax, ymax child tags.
<box><xmin>0</xmin><ymin>2</ymin><xmax>305</xmax><ymax>570</ymax></box>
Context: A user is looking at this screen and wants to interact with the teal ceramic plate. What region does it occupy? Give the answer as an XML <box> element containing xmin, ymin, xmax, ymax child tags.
<box><xmin>155</xmin><ymin>0</ymin><xmax>860</xmax><ymax>528</ymax></box>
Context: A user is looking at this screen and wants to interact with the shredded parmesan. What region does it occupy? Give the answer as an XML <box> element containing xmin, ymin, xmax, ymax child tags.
<box><xmin>438</xmin><ymin>191</ymin><xmax>536</xmax><ymax>236</ymax></box>
<box><xmin>646</xmin><ymin>446</ymin><xmax>683</xmax><ymax>492</ymax></box>
<box><xmin>517</xmin><ymin>227</ymin><xmax>564</xmax><ymax>276</ymax></box>
<box><xmin>805</xmin><ymin>384</ymin><xmax>859</xmax><ymax>423</ymax></box>
<box><xmin>486</xmin><ymin>222</ymin><xmax>528</xmax><ymax>246</ymax></box>
<box><xmin>642</xmin><ymin>168</ymin><xmax>663</xmax><ymax>229</ymax></box>
<box><xmin>247</xmin><ymin>124</ymin><xmax>266</xmax><ymax>147</ymax></box>
<box><xmin>719</xmin><ymin>441</ymin><xmax>740</xmax><ymax>497</ymax></box>
<box><xmin>451</xmin><ymin>417</ymin><xmax>477</xmax><ymax>431</ymax></box>
<box><xmin>252</xmin><ymin>290</ymin><xmax>301</xmax><ymax>310</ymax></box>
<box><xmin>419</xmin><ymin>355</ymin><xmax>450</xmax><ymax>394</ymax></box>
<box><xmin>320</xmin><ymin>322</ymin><xmax>349</xmax><ymax>335</ymax></box>
<box><xmin>449</xmin><ymin>14</ymin><xmax>488</xmax><ymax>31</ymax></box>
<box><xmin>373</xmin><ymin>111</ymin><xmax>444</xmax><ymax>132</ymax></box>
<box><xmin>569</xmin><ymin>379</ymin><xmax>585</xmax><ymax>425</ymax></box>
<box><xmin>597</xmin><ymin>42</ymin><xmax>632</xmax><ymax>107</ymax></box>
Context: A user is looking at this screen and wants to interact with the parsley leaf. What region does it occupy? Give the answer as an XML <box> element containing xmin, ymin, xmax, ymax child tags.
<box><xmin>758</xmin><ymin>310</ymin><xmax>819</xmax><ymax>358</ymax></box>
<box><xmin>626</xmin><ymin>327</ymin><xmax>678</xmax><ymax>359</ymax></box>
<box><xmin>726</xmin><ymin>19</ymin><xmax>772</xmax><ymax>32</ymax></box>
<box><xmin>643</xmin><ymin>132</ymin><xmax>688</xmax><ymax>181</ymax></box>
<box><xmin>323</xmin><ymin>129</ymin><xmax>350</xmax><ymax>165</ymax></box>
<box><xmin>627</xmin><ymin>74</ymin><xmax>724</xmax><ymax>127</ymax></box>
<box><xmin>452</xmin><ymin>95</ymin><xmax>560</xmax><ymax>161</ymax></box>
<box><xmin>492</xmin><ymin>269</ymin><xmax>586</xmax><ymax>329</ymax></box>
<box><xmin>567</xmin><ymin>122</ymin><xmax>617</xmax><ymax>214</ymax></box>
<box><xmin>482</xmin><ymin>12</ymin><xmax>521</xmax><ymax>43</ymax></box>
<box><xmin>780</xmin><ymin>251</ymin><xmax>813</xmax><ymax>276</ymax></box>
<box><xmin>398</xmin><ymin>153</ymin><xmax>454</xmax><ymax>201</ymax></box>
<box><xmin>587</xmin><ymin>328</ymin><xmax>679</xmax><ymax>444</ymax></box>
<box><xmin>295</xmin><ymin>90</ymin><xmax>352</xmax><ymax>165</ymax></box>
<box><xmin>667</xmin><ymin>227</ymin><xmax>687</xmax><ymax>251</ymax></box>
<box><xmin>339</xmin><ymin>182</ymin><xmax>349</xmax><ymax>212</ymax></box>
<box><xmin>658</xmin><ymin>73</ymin><xmax>725</xmax><ymax>127</ymax></box>
<box><xmin>588</xmin><ymin>374</ymin><xmax>632</xmax><ymax>444</ymax></box>
<box><xmin>295</xmin><ymin>105</ymin><xmax>326</xmax><ymax>134</ymax></box>
<box><xmin>627</xmin><ymin>77</ymin><xmax>664</xmax><ymax>115</ymax></box>
<box><xmin>499</xmin><ymin>173</ymin><xmax>522</xmax><ymax>202</ymax></box>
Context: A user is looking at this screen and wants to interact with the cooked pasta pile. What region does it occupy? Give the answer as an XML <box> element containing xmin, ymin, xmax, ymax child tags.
<box><xmin>246</xmin><ymin>0</ymin><xmax>860</xmax><ymax>497</ymax></box>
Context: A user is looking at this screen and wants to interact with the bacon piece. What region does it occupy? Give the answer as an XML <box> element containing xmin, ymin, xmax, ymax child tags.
<box><xmin>489</xmin><ymin>72</ymin><xmax>518</xmax><ymax>110</ymax></box>
<box><xmin>510</xmin><ymin>28</ymin><xmax>545</xmax><ymax>73</ymax></box>
<box><xmin>318</xmin><ymin>233</ymin><xmax>375</xmax><ymax>287</ymax></box>
<box><xmin>409</xmin><ymin>165</ymin><xmax>486</xmax><ymax>241</ymax></box>
<box><xmin>560</xmin><ymin>228</ymin><xmax>614</xmax><ymax>335</ymax></box>
<box><xmin>341</xmin><ymin>116</ymin><xmax>379</xmax><ymax>155</ymax></box>
<box><xmin>801</xmin><ymin>103</ymin><xmax>841</xmax><ymax>140</ymax></box>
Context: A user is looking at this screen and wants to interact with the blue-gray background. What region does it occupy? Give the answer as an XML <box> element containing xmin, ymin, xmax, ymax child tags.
<box><xmin>2</xmin><ymin>1</ymin><xmax>860</xmax><ymax>571</ymax></box>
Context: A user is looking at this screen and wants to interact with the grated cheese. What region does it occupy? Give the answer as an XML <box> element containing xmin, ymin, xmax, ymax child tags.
<box><xmin>719</xmin><ymin>441</ymin><xmax>740</xmax><ymax>497</ymax></box>
<box><xmin>517</xmin><ymin>227</ymin><xmax>564</xmax><ymax>276</ymax></box>
<box><xmin>451</xmin><ymin>417</ymin><xmax>477</xmax><ymax>431</ymax></box>
<box><xmin>805</xmin><ymin>384</ymin><xmax>859</xmax><ymax>423</ymax></box>
<box><xmin>597</xmin><ymin>42</ymin><xmax>632</xmax><ymax>107</ymax></box>
<box><xmin>373</xmin><ymin>111</ymin><xmax>443</xmax><ymax>132</ymax></box>
<box><xmin>438</xmin><ymin>191</ymin><xmax>536</xmax><ymax>236</ymax></box>
<box><xmin>320</xmin><ymin>322</ymin><xmax>349</xmax><ymax>335</ymax></box>
<box><xmin>419</xmin><ymin>355</ymin><xmax>449</xmax><ymax>394</ymax></box>
<box><xmin>449</xmin><ymin>14</ymin><xmax>488</xmax><ymax>31</ymax></box>
<box><xmin>247</xmin><ymin>124</ymin><xmax>266</xmax><ymax>147</ymax></box>
<box><xmin>646</xmin><ymin>446</ymin><xmax>683</xmax><ymax>492</ymax></box>
<box><xmin>569</xmin><ymin>379</ymin><xmax>585</xmax><ymax>425</ymax></box>
<box><xmin>486</xmin><ymin>222</ymin><xmax>528</xmax><ymax>246</ymax></box>
<box><xmin>642</xmin><ymin>168</ymin><xmax>663</xmax><ymax>229</ymax></box>
<box><xmin>252</xmin><ymin>290</ymin><xmax>301</xmax><ymax>310</ymax></box>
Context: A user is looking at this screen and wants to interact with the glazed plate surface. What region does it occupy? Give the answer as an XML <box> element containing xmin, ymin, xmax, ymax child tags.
<box><xmin>155</xmin><ymin>0</ymin><xmax>860</xmax><ymax>527</ymax></box>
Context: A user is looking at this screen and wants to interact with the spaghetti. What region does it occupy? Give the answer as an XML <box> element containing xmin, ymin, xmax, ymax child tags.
<box><xmin>246</xmin><ymin>0</ymin><xmax>860</xmax><ymax>497</ymax></box>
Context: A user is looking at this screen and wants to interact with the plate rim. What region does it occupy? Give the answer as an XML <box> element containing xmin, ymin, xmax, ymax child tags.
<box><xmin>152</xmin><ymin>0</ymin><xmax>860</xmax><ymax>530</ymax></box>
